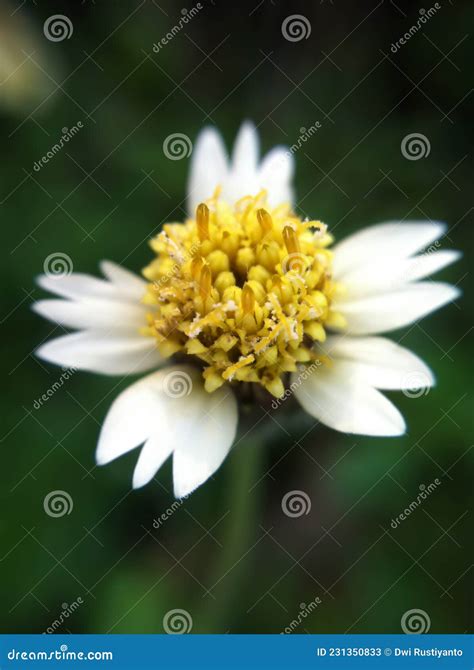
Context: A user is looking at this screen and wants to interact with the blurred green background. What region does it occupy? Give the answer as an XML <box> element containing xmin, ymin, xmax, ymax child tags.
<box><xmin>1</xmin><ymin>0</ymin><xmax>472</xmax><ymax>635</ymax></box>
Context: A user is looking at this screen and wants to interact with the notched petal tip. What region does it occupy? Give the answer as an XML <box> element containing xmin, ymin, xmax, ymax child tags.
<box><xmin>34</xmin><ymin>274</ymin><xmax>49</xmax><ymax>289</ymax></box>
<box><xmin>95</xmin><ymin>451</ymin><xmax>108</xmax><ymax>467</ymax></box>
<box><xmin>172</xmin><ymin>475</ymin><xmax>199</xmax><ymax>500</ymax></box>
<box><xmin>34</xmin><ymin>339</ymin><xmax>57</xmax><ymax>363</ymax></box>
<box><xmin>31</xmin><ymin>299</ymin><xmax>60</xmax><ymax>322</ymax></box>
<box><xmin>131</xmin><ymin>470</ymin><xmax>147</xmax><ymax>490</ymax></box>
<box><xmin>380</xmin><ymin>411</ymin><xmax>406</xmax><ymax>438</ymax></box>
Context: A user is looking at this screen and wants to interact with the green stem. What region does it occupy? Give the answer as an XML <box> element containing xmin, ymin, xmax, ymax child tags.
<box><xmin>195</xmin><ymin>418</ymin><xmax>264</xmax><ymax>632</ymax></box>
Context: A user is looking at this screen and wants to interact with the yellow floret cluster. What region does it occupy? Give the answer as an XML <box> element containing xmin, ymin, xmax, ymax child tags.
<box><xmin>141</xmin><ymin>190</ymin><xmax>346</xmax><ymax>397</ymax></box>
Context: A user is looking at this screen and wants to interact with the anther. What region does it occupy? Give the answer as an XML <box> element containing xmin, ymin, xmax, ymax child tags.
<box><xmin>283</xmin><ymin>225</ymin><xmax>301</xmax><ymax>255</ymax></box>
<box><xmin>241</xmin><ymin>283</ymin><xmax>255</xmax><ymax>314</ymax></box>
<box><xmin>196</xmin><ymin>203</ymin><xmax>210</xmax><ymax>241</ymax></box>
<box><xmin>191</xmin><ymin>256</ymin><xmax>204</xmax><ymax>282</ymax></box>
<box><xmin>257</xmin><ymin>208</ymin><xmax>273</xmax><ymax>234</ymax></box>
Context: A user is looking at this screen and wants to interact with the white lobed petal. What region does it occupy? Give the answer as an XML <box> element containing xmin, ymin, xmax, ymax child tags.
<box><xmin>222</xmin><ymin>122</ymin><xmax>261</xmax><ymax>205</ymax></box>
<box><xmin>32</xmin><ymin>298</ymin><xmax>148</xmax><ymax>331</ymax></box>
<box><xmin>337</xmin><ymin>250</ymin><xmax>461</xmax><ymax>300</ymax></box>
<box><xmin>187</xmin><ymin>127</ymin><xmax>229</xmax><ymax>214</ymax></box>
<box><xmin>293</xmin><ymin>362</ymin><xmax>405</xmax><ymax>437</ymax></box>
<box><xmin>100</xmin><ymin>260</ymin><xmax>148</xmax><ymax>300</ymax></box>
<box><xmin>172</xmin><ymin>379</ymin><xmax>238</xmax><ymax>498</ymax></box>
<box><xmin>324</xmin><ymin>336</ymin><xmax>435</xmax><ymax>390</ymax></box>
<box><xmin>132</xmin><ymin>434</ymin><xmax>174</xmax><ymax>490</ymax></box>
<box><xmin>35</xmin><ymin>330</ymin><xmax>162</xmax><ymax>375</ymax></box>
<box><xmin>187</xmin><ymin>122</ymin><xmax>295</xmax><ymax>212</ymax></box>
<box><xmin>231</xmin><ymin>121</ymin><xmax>259</xmax><ymax>174</ymax></box>
<box><xmin>335</xmin><ymin>282</ymin><xmax>460</xmax><ymax>335</ymax></box>
<box><xmin>36</xmin><ymin>273</ymin><xmax>119</xmax><ymax>301</ymax></box>
<box><xmin>33</xmin><ymin>262</ymin><xmax>159</xmax><ymax>379</ymax></box>
<box><xmin>96</xmin><ymin>368</ymin><xmax>175</xmax><ymax>466</ymax></box>
<box><xmin>96</xmin><ymin>366</ymin><xmax>238</xmax><ymax>496</ymax></box>
<box><xmin>332</xmin><ymin>221</ymin><xmax>446</xmax><ymax>278</ymax></box>
<box><xmin>258</xmin><ymin>146</ymin><xmax>294</xmax><ymax>206</ymax></box>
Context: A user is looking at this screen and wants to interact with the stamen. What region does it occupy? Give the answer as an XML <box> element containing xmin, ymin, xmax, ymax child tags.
<box><xmin>222</xmin><ymin>354</ymin><xmax>255</xmax><ymax>381</ymax></box>
<box><xmin>199</xmin><ymin>264</ymin><xmax>212</xmax><ymax>300</ymax></box>
<box><xmin>257</xmin><ymin>208</ymin><xmax>273</xmax><ymax>234</ymax></box>
<box><xmin>191</xmin><ymin>256</ymin><xmax>204</xmax><ymax>282</ymax></box>
<box><xmin>241</xmin><ymin>283</ymin><xmax>255</xmax><ymax>314</ymax></box>
<box><xmin>196</xmin><ymin>203</ymin><xmax>210</xmax><ymax>241</ymax></box>
<box><xmin>283</xmin><ymin>225</ymin><xmax>301</xmax><ymax>255</ymax></box>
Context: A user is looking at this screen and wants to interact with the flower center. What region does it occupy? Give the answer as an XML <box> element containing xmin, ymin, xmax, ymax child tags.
<box><xmin>141</xmin><ymin>190</ymin><xmax>345</xmax><ymax>397</ymax></box>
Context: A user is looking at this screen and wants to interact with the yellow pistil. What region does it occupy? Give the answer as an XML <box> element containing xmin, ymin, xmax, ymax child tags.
<box><xmin>191</xmin><ymin>256</ymin><xmax>204</xmax><ymax>282</ymax></box>
<box><xmin>241</xmin><ymin>283</ymin><xmax>255</xmax><ymax>314</ymax></box>
<box><xmin>257</xmin><ymin>208</ymin><xmax>273</xmax><ymax>234</ymax></box>
<box><xmin>199</xmin><ymin>264</ymin><xmax>212</xmax><ymax>301</ymax></box>
<box><xmin>196</xmin><ymin>202</ymin><xmax>210</xmax><ymax>241</ymax></box>
<box><xmin>283</xmin><ymin>224</ymin><xmax>301</xmax><ymax>255</ymax></box>
<box><xmin>142</xmin><ymin>192</ymin><xmax>345</xmax><ymax>397</ymax></box>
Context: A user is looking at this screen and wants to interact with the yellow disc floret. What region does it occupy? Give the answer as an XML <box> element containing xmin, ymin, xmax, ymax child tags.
<box><xmin>141</xmin><ymin>190</ymin><xmax>346</xmax><ymax>397</ymax></box>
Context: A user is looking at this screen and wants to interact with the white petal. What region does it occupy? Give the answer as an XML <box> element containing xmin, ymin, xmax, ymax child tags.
<box><xmin>293</xmin><ymin>362</ymin><xmax>405</xmax><ymax>436</ymax></box>
<box><xmin>324</xmin><ymin>336</ymin><xmax>435</xmax><ymax>390</ymax></box>
<box><xmin>96</xmin><ymin>367</ymin><xmax>177</xmax><ymax>466</ymax></box>
<box><xmin>172</xmin><ymin>383</ymin><xmax>238</xmax><ymax>498</ymax></box>
<box><xmin>96</xmin><ymin>365</ymin><xmax>238</xmax><ymax>496</ymax></box>
<box><xmin>100</xmin><ymin>261</ymin><xmax>147</xmax><ymax>300</ymax></box>
<box><xmin>335</xmin><ymin>282</ymin><xmax>460</xmax><ymax>335</ymax></box>
<box><xmin>35</xmin><ymin>330</ymin><xmax>162</xmax><ymax>375</ymax></box>
<box><xmin>32</xmin><ymin>297</ymin><xmax>148</xmax><ymax>331</ymax></box>
<box><xmin>338</xmin><ymin>250</ymin><xmax>461</xmax><ymax>299</ymax></box>
<box><xmin>258</xmin><ymin>146</ymin><xmax>294</xmax><ymax>206</ymax></box>
<box><xmin>36</xmin><ymin>273</ymin><xmax>118</xmax><ymax>301</ymax></box>
<box><xmin>187</xmin><ymin>127</ymin><xmax>228</xmax><ymax>213</ymax></box>
<box><xmin>230</xmin><ymin>121</ymin><xmax>259</xmax><ymax>175</ymax></box>
<box><xmin>402</xmin><ymin>250</ymin><xmax>461</xmax><ymax>282</ymax></box>
<box><xmin>187</xmin><ymin>123</ymin><xmax>295</xmax><ymax>209</ymax></box>
<box><xmin>132</xmin><ymin>434</ymin><xmax>174</xmax><ymax>489</ymax></box>
<box><xmin>333</xmin><ymin>221</ymin><xmax>446</xmax><ymax>277</ymax></box>
<box><xmin>221</xmin><ymin>122</ymin><xmax>260</xmax><ymax>205</ymax></box>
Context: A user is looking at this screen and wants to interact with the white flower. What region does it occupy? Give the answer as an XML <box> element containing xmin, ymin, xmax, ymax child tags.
<box><xmin>33</xmin><ymin>122</ymin><xmax>461</xmax><ymax>498</ymax></box>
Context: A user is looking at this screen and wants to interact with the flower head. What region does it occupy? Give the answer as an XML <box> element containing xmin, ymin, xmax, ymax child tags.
<box><xmin>142</xmin><ymin>191</ymin><xmax>339</xmax><ymax>398</ymax></box>
<box><xmin>33</xmin><ymin>122</ymin><xmax>461</xmax><ymax>498</ymax></box>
